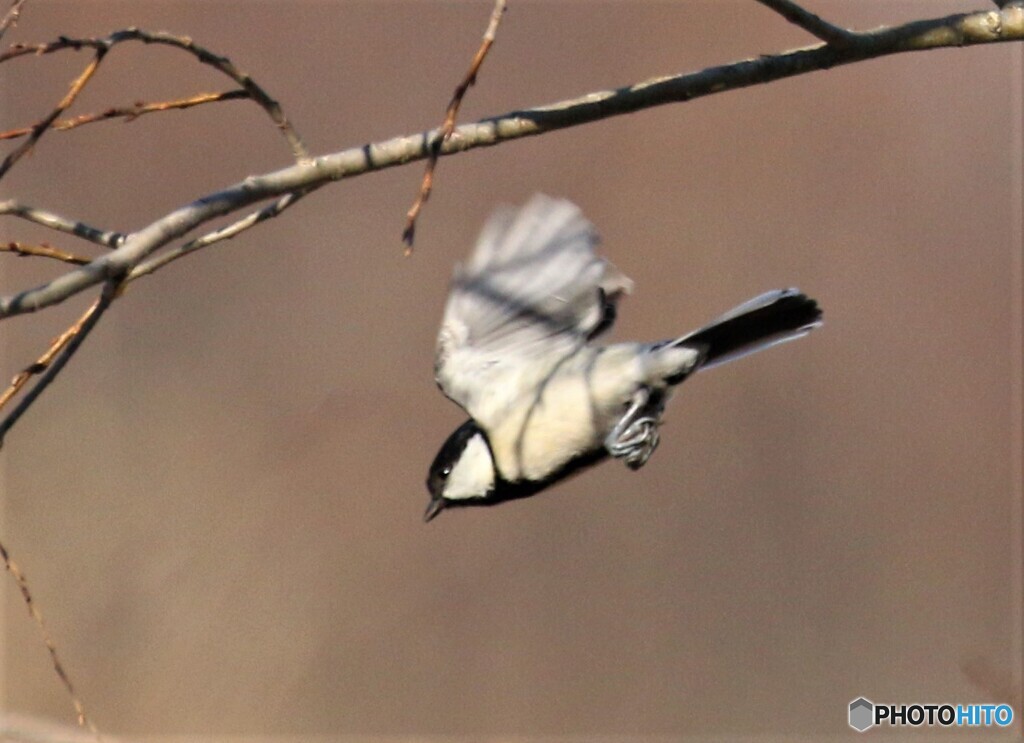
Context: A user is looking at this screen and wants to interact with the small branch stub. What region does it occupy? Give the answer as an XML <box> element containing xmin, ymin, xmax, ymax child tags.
<box><xmin>1</xmin><ymin>241</ymin><xmax>91</xmax><ymax>264</ymax></box>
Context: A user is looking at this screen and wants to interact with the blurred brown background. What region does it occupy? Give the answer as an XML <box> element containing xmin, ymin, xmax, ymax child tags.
<box><xmin>0</xmin><ymin>1</ymin><xmax>1020</xmax><ymax>739</ymax></box>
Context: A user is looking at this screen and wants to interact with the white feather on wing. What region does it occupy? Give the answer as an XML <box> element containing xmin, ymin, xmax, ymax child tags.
<box><xmin>435</xmin><ymin>194</ymin><xmax>632</xmax><ymax>428</ymax></box>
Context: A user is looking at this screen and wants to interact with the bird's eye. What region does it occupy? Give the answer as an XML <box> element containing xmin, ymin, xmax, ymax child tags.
<box><xmin>442</xmin><ymin>466</ymin><xmax>452</xmax><ymax>476</ymax></box>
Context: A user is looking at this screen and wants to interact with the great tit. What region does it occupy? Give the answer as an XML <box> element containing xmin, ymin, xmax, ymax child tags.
<box><xmin>425</xmin><ymin>195</ymin><xmax>821</xmax><ymax>521</ymax></box>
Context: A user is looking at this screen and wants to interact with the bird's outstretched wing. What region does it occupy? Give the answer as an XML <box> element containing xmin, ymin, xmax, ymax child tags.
<box><xmin>435</xmin><ymin>194</ymin><xmax>631</xmax><ymax>424</ymax></box>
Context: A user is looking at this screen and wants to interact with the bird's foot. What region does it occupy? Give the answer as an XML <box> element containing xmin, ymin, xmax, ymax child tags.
<box><xmin>605</xmin><ymin>389</ymin><xmax>663</xmax><ymax>470</ymax></box>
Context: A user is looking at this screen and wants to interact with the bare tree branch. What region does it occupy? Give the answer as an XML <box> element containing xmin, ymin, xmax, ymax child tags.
<box><xmin>0</xmin><ymin>48</ymin><xmax>105</xmax><ymax>181</ymax></box>
<box><xmin>0</xmin><ymin>28</ymin><xmax>308</xmax><ymax>162</ymax></box>
<box><xmin>0</xmin><ymin>0</ymin><xmax>29</xmax><ymax>43</ymax></box>
<box><xmin>1</xmin><ymin>241</ymin><xmax>92</xmax><ymax>264</ymax></box>
<box><xmin>0</xmin><ymin>295</ymin><xmax>104</xmax><ymax>414</ymax></box>
<box><xmin>403</xmin><ymin>0</ymin><xmax>508</xmax><ymax>250</ymax></box>
<box><xmin>1</xmin><ymin>537</ymin><xmax>98</xmax><ymax>733</ymax></box>
<box><xmin>128</xmin><ymin>188</ymin><xmax>315</xmax><ymax>280</ymax></box>
<box><xmin>2</xmin><ymin>4</ymin><xmax>1021</xmax><ymax>321</ymax></box>
<box><xmin>0</xmin><ymin>200</ymin><xmax>124</xmax><ymax>248</ymax></box>
<box><xmin>0</xmin><ymin>281</ymin><xmax>119</xmax><ymax>446</ymax></box>
<box><xmin>0</xmin><ymin>89</ymin><xmax>248</xmax><ymax>141</ymax></box>
<box><xmin>754</xmin><ymin>0</ymin><xmax>858</xmax><ymax>45</ymax></box>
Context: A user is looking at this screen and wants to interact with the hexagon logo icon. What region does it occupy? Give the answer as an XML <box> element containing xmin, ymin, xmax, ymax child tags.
<box><xmin>849</xmin><ymin>697</ymin><xmax>874</xmax><ymax>732</ymax></box>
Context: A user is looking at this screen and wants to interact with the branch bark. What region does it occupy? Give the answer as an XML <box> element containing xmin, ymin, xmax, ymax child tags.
<box><xmin>0</xmin><ymin>0</ymin><xmax>29</xmax><ymax>43</ymax></box>
<box><xmin>0</xmin><ymin>200</ymin><xmax>124</xmax><ymax>248</ymax></box>
<box><xmin>3</xmin><ymin>4</ymin><xmax>1021</xmax><ymax>320</ymax></box>
<box><xmin>0</xmin><ymin>89</ymin><xmax>248</xmax><ymax>140</ymax></box>
<box><xmin>0</xmin><ymin>281</ymin><xmax>119</xmax><ymax>446</ymax></box>
<box><xmin>1</xmin><ymin>241</ymin><xmax>92</xmax><ymax>265</ymax></box>
<box><xmin>0</xmin><ymin>27</ymin><xmax>308</xmax><ymax>163</ymax></box>
<box><xmin>403</xmin><ymin>0</ymin><xmax>508</xmax><ymax>249</ymax></box>
<box><xmin>755</xmin><ymin>0</ymin><xmax>858</xmax><ymax>45</ymax></box>
<box><xmin>1</xmin><ymin>528</ymin><xmax>97</xmax><ymax>733</ymax></box>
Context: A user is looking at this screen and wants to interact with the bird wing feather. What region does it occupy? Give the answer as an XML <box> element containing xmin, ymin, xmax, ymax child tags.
<box><xmin>435</xmin><ymin>194</ymin><xmax>631</xmax><ymax>426</ymax></box>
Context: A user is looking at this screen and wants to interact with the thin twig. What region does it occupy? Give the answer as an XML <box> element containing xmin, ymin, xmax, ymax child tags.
<box><xmin>0</xmin><ymin>0</ymin><xmax>29</xmax><ymax>43</ymax></box>
<box><xmin>0</xmin><ymin>296</ymin><xmax>100</xmax><ymax>418</ymax></box>
<box><xmin>0</xmin><ymin>89</ymin><xmax>248</xmax><ymax>141</ymax></box>
<box><xmin>0</xmin><ymin>281</ymin><xmax>119</xmax><ymax>445</ymax></box>
<box><xmin>2</xmin><ymin>4</ymin><xmax>1024</xmax><ymax>318</ymax></box>
<box><xmin>0</xmin><ymin>200</ymin><xmax>124</xmax><ymax>248</ymax></box>
<box><xmin>129</xmin><ymin>188</ymin><xmax>314</xmax><ymax>279</ymax></box>
<box><xmin>1</xmin><ymin>240</ymin><xmax>92</xmax><ymax>264</ymax></box>
<box><xmin>0</xmin><ymin>287</ymin><xmax>118</xmax><ymax>731</ymax></box>
<box><xmin>0</xmin><ymin>295</ymin><xmax>103</xmax><ymax>413</ymax></box>
<box><xmin>754</xmin><ymin>0</ymin><xmax>858</xmax><ymax>45</ymax></box>
<box><xmin>0</xmin><ymin>538</ymin><xmax>99</xmax><ymax>734</ymax></box>
<box><xmin>402</xmin><ymin>0</ymin><xmax>507</xmax><ymax>251</ymax></box>
<box><xmin>1</xmin><ymin>28</ymin><xmax>308</xmax><ymax>162</ymax></box>
<box><xmin>0</xmin><ymin>49</ymin><xmax>105</xmax><ymax>181</ymax></box>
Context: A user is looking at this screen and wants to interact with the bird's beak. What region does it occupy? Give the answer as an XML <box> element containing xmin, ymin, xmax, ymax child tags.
<box><xmin>423</xmin><ymin>497</ymin><xmax>446</xmax><ymax>523</ymax></box>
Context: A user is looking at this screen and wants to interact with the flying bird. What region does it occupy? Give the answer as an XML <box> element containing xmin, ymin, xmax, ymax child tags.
<box><xmin>425</xmin><ymin>195</ymin><xmax>821</xmax><ymax>521</ymax></box>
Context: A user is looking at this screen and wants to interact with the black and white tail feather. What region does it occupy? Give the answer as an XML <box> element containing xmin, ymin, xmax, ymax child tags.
<box><xmin>425</xmin><ymin>195</ymin><xmax>822</xmax><ymax>522</ymax></box>
<box><xmin>667</xmin><ymin>289</ymin><xmax>822</xmax><ymax>376</ymax></box>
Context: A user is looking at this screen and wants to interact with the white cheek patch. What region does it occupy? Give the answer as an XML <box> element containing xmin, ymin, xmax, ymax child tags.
<box><xmin>444</xmin><ymin>434</ymin><xmax>496</xmax><ymax>500</ymax></box>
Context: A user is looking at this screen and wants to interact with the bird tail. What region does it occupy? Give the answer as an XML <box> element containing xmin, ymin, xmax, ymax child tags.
<box><xmin>674</xmin><ymin>289</ymin><xmax>823</xmax><ymax>372</ymax></box>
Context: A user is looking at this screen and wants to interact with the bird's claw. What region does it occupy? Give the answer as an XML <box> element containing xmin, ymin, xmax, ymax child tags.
<box><xmin>605</xmin><ymin>389</ymin><xmax>663</xmax><ymax>470</ymax></box>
